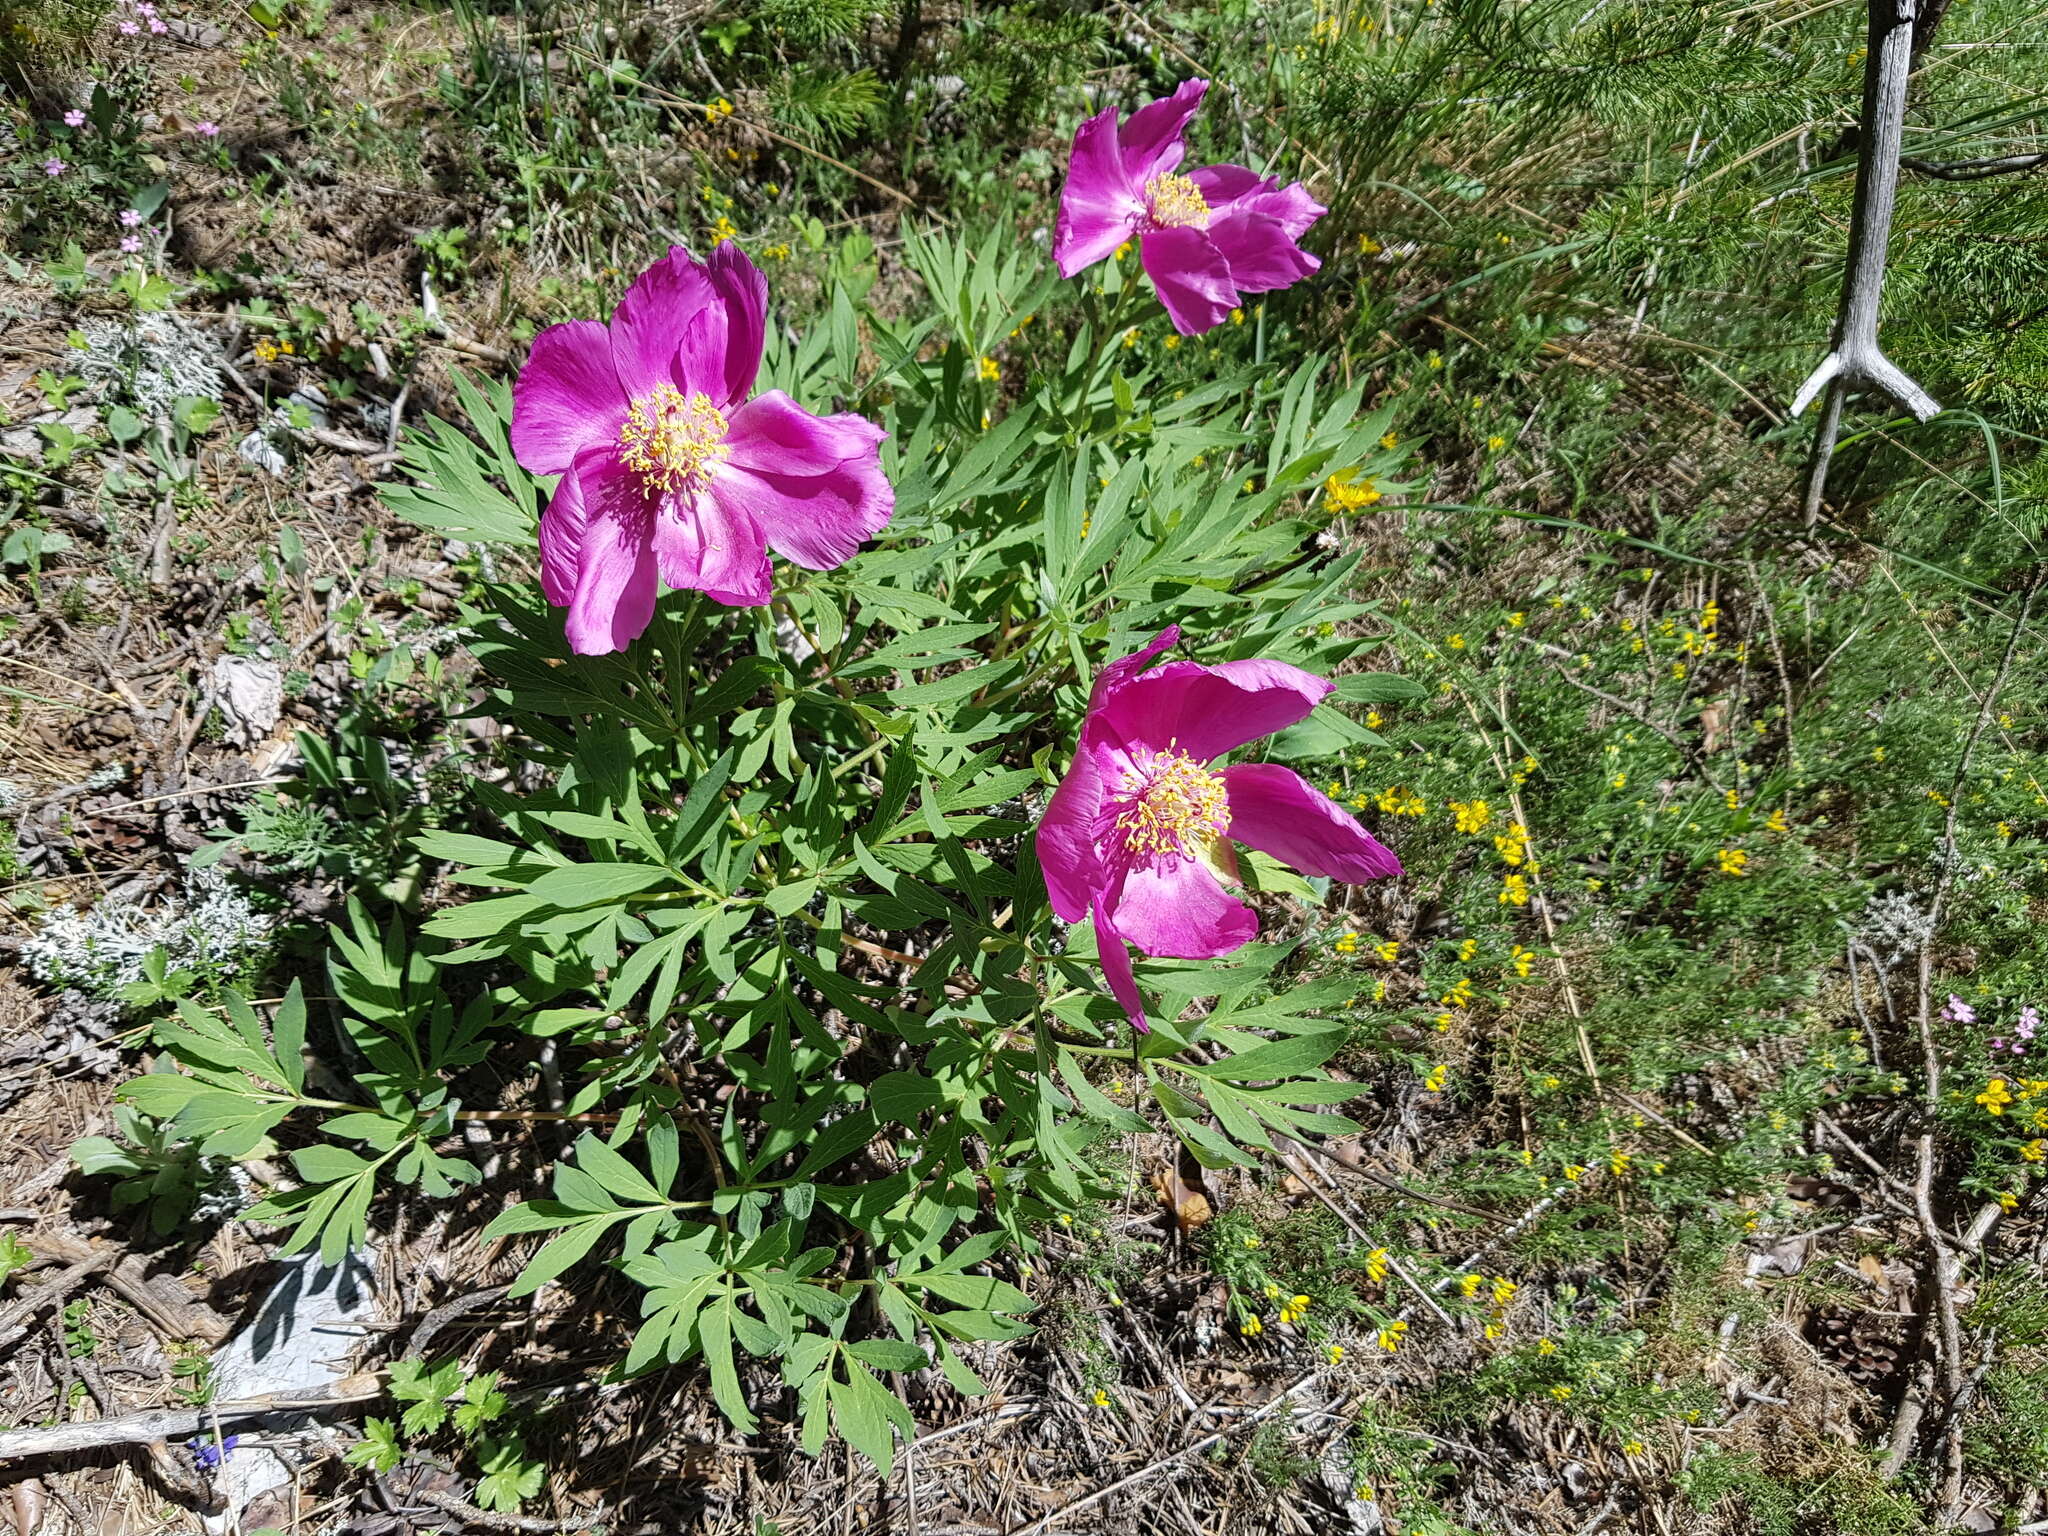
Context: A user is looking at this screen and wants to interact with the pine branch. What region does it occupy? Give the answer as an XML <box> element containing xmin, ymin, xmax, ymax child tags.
<box><xmin>1901</xmin><ymin>152</ymin><xmax>2048</xmax><ymax>182</ymax></box>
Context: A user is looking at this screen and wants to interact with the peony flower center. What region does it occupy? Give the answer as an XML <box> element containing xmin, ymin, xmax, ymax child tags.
<box><xmin>619</xmin><ymin>383</ymin><xmax>730</xmax><ymax>494</ymax></box>
<box><xmin>1114</xmin><ymin>747</ymin><xmax>1230</xmax><ymax>858</ymax></box>
<box><xmin>1145</xmin><ymin>173</ymin><xmax>1212</xmax><ymax>230</ymax></box>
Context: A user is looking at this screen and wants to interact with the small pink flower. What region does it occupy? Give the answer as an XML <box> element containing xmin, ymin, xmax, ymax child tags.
<box><xmin>120</xmin><ymin>209</ymin><xmax>143</xmax><ymax>227</ymax></box>
<box><xmin>120</xmin><ymin>235</ymin><xmax>142</xmax><ymax>254</ymax></box>
<box><xmin>1942</xmin><ymin>994</ymin><xmax>1977</xmax><ymax>1024</ymax></box>
<box><xmin>43</xmin><ymin>157</ymin><xmax>67</xmax><ymax>177</ymax></box>
<box><xmin>195</xmin><ymin>120</ymin><xmax>220</xmax><ymax>137</ymax></box>
<box><xmin>1036</xmin><ymin>626</ymin><xmax>1402</xmax><ymax>1032</ymax></box>
<box><xmin>2018</xmin><ymin>1005</ymin><xmax>2039</xmax><ymax>1040</ymax></box>
<box><xmin>510</xmin><ymin>243</ymin><xmax>893</xmax><ymax>655</ymax></box>
<box><xmin>147</xmin><ymin>18</ymin><xmax>167</xmax><ymax>33</ymax></box>
<box><xmin>64</xmin><ymin>109</ymin><xmax>86</xmax><ymax>127</ymax></box>
<box><xmin>118</xmin><ymin>19</ymin><xmax>139</xmax><ymax>32</ymax></box>
<box><xmin>1054</xmin><ymin>79</ymin><xmax>1325</xmax><ymax>335</ymax></box>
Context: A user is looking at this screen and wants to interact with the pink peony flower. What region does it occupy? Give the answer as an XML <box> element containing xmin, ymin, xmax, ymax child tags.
<box><xmin>1036</xmin><ymin>626</ymin><xmax>1401</xmax><ymax>1031</ymax></box>
<box><xmin>43</xmin><ymin>157</ymin><xmax>66</xmax><ymax>176</ymax></box>
<box><xmin>64</xmin><ymin>109</ymin><xmax>86</xmax><ymax>127</ymax></box>
<box><xmin>1054</xmin><ymin>79</ymin><xmax>1326</xmax><ymax>336</ymax></box>
<box><xmin>510</xmin><ymin>243</ymin><xmax>893</xmax><ymax>655</ymax></box>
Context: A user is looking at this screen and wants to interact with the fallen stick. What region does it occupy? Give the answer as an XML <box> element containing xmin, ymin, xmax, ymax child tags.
<box><xmin>0</xmin><ymin>1381</ymin><xmax>383</xmax><ymax>1462</ymax></box>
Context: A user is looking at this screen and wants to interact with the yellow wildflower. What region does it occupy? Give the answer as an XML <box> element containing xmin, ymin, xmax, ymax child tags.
<box><xmin>1324</xmin><ymin>470</ymin><xmax>1382</xmax><ymax>511</ymax></box>
<box><xmin>1451</xmin><ymin>799</ymin><xmax>1493</xmax><ymax>834</ymax></box>
<box><xmin>1378</xmin><ymin>1320</ymin><xmax>1408</xmax><ymax>1352</ymax></box>
<box><xmin>1717</xmin><ymin>849</ymin><xmax>1749</xmax><ymax>877</ymax></box>
<box><xmin>1365</xmin><ymin>1248</ymin><xmax>1389</xmax><ymax>1283</ymax></box>
<box><xmin>1499</xmin><ymin>873</ymin><xmax>1530</xmax><ymax>907</ymax></box>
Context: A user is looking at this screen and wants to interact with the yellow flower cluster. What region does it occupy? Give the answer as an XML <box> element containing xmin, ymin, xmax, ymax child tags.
<box><xmin>1609</xmin><ymin>1148</ymin><xmax>1633</xmax><ymax>1177</ymax></box>
<box><xmin>1092</xmin><ymin>1387</ymin><xmax>1111</xmax><ymax>1407</ymax></box>
<box><xmin>1377</xmin><ymin>1320</ymin><xmax>1408</xmax><ymax>1352</ymax></box>
<box><xmin>1717</xmin><ymin>848</ymin><xmax>1749</xmax><ymax>877</ymax></box>
<box><xmin>252</xmin><ymin>337</ymin><xmax>296</xmax><ymax>364</ymax></box>
<box><xmin>2022</xmin><ymin>1138</ymin><xmax>2046</xmax><ymax>1162</ymax></box>
<box><xmin>1451</xmin><ymin>799</ymin><xmax>1492</xmax><ymax>834</ymax></box>
<box><xmin>1978</xmin><ymin>1079</ymin><xmax>2015</xmax><ymax>1115</ymax></box>
<box><xmin>1512</xmin><ymin>754</ymin><xmax>1538</xmax><ymax>787</ymax></box>
<box><xmin>1325</xmin><ymin>470</ymin><xmax>1382</xmax><ymax>511</ymax></box>
<box><xmin>1458</xmin><ymin>938</ymin><xmax>1478</xmax><ymax>962</ymax></box>
<box><xmin>1240</xmin><ymin>1314</ymin><xmax>1264</xmax><ymax>1337</ymax></box>
<box><xmin>761</xmin><ymin>243</ymin><xmax>792</xmax><ymax>261</ymax></box>
<box><xmin>1510</xmin><ymin>944</ymin><xmax>1535</xmax><ymax>978</ymax></box>
<box><xmin>704</xmin><ymin>96</ymin><xmax>734</xmax><ymax>122</ymax></box>
<box><xmin>978</xmin><ymin>355</ymin><xmax>1000</xmax><ymax>381</ymax></box>
<box><xmin>1334</xmin><ymin>932</ymin><xmax>1360</xmax><ymax>955</ymax></box>
<box><xmin>1459</xmin><ymin>1273</ymin><xmax>1483</xmax><ymax>1299</ymax></box>
<box><xmin>1374</xmin><ymin>939</ymin><xmax>1400</xmax><ymax>963</ymax></box>
<box><xmin>1439</xmin><ymin>977</ymin><xmax>1475</xmax><ymax>1008</ymax></box>
<box><xmin>1499</xmin><ymin>873</ymin><xmax>1530</xmax><ymax>907</ymax></box>
<box><xmin>1447</xmin><ymin>633</ymin><xmax>1466</xmax><ymax>650</ymax></box>
<box><xmin>1423</xmin><ymin>1063</ymin><xmax>1450</xmax><ymax>1092</ymax></box>
<box><xmin>709</xmin><ymin>215</ymin><xmax>739</xmax><ymax>246</ymax></box>
<box><xmin>1363</xmin><ymin>1247</ymin><xmax>1391</xmax><ymax>1283</ymax></box>
<box><xmin>1279</xmin><ymin>1293</ymin><xmax>1312</xmax><ymax>1326</ymax></box>
<box><xmin>1377</xmin><ymin>786</ymin><xmax>1427</xmax><ymax>816</ymax></box>
<box><xmin>1495</xmin><ymin>823</ymin><xmax>1530</xmax><ymax>866</ymax></box>
<box><xmin>1766</xmin><ymin>808</ymin><xmax>1789</xmax><ymax>833</ymax></box>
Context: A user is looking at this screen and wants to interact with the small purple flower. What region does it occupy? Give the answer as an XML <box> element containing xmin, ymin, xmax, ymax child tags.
<box><xmin>43</xmin><ymin>157</ymin><xmax>67</xmax><ymax>177</ymax></box>
<box><xmin>1941</xmin><ymin>994</ymin><xmax>1976</xmax><ymax>1024</ymax></box>
<box><xmin>187</xmin><ymin>1434</ymin><xmax>238</xmax><ymax>1470</ymax></box>
<box><xmin>120</xmin><ymin>235</ymin><xmax>141</xmax><ymax>254</ymax></box>
<box><xmin>1991</xmin><ymin>1037</ymin><xmax>2008</xmax><ymax>1053</ymax></box>
<box><xmin>64</xmin><ymin>109</ymin><xmax>86</xmax><ymax>127</ymax></box>
<box><xmin>2018</xmin><ymin>1005</ymin><xmax>2039</xmax><ymax>1041</ymax></box>
<box><xmin>118</xmin><ymin>19</ymin><xmax>139</xmax><ymax>32</ymax></box>
<box><xmin>120</xmin><ymin>209</ymin><xmax>143</xmax><ymax>227</ymax></box>
<box><xmin>147</xmin><ymin>18</ymin><xmax>167</xmax><ymax>33</ymax></box>
<box><xmin>196</xmin><ymin>120</ymin><xmax>220</xmax><ymax>138</ymax></box>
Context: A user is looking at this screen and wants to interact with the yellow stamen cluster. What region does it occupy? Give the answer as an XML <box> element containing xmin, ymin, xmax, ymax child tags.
<box><xmin>619</xmin><ymin>384</ymin><xmax>730</xmax><ymax>495</ymax></box>
<box><xmin>1145</xmin><ymin>172</ymin><xmax>1212</xmax><ymax>228</ymax></box>
<box><xmin>1114</xmin><ymin>748</ymin><xmax>1230</xmax><ymax>858</ymax></box>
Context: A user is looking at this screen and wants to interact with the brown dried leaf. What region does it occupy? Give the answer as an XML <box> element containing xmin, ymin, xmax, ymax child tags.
<box><xmin>1149</xmin><ymin>1165</ymin><xmax>1213</xmax><ymax>1233</ymax></box>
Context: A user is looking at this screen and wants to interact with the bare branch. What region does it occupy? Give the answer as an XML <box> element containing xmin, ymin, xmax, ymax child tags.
<box><xmin>1901</xmin><ymin>151</ymin><xmax>2048</xmax><ymax>181</ymax></box>
<box><xmin>1796</xmin><ymin>0</ymin><xmax>1945</xmax><ymax>522</ymax></box>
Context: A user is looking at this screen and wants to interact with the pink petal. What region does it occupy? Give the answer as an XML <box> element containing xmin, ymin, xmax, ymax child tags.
<box><xmin>511</xmin><ymin>320</ymin><xmax>625</xmax><ymax>477</ymax></box>
<box><xmin>1099</xmin><ymin>659</ymin><xmax>1331</xmax><ymax>761</ymax></box>
<box><xmin>1117</xmin><ymin>78</ymin><xmax>1207</xmax><ymax>182</ymax></box>
<box><xmin>608</xmin><ymin>248</ymin><xmax>727</xmax><ymax>403</ymax></box>
<box><xmin>1108</xmin><ymin>855</ymin><xmax>1257</xmax><ymax>960</ymax></box>
<box><xmin>1088</xmin><ymin>625</ymin><xmax>1182</xmax><ymax>711</ymax></box>
<box><xmin>1038</xmin><ymin>743</ymin><xmax>1109</xmax><ymax>924</ymax></box>
<box><xmin>538</xmin><ymin>445</ymin><xmax>609</xmax><ymax>605</ymax></box>
<box><xmin>1187</xmin><ymin>162</ymin><xmax>1273</xmax><ymax>207</ymax></box>
<box><xmin>1055</xmin><ymin>108</ymin><xmax>1142</xmax><ymax>278</ymax></box>
<box><xmin>705</xmin><ymin>241</ymin><xmax>767</xmax><ymax>407</ymax></box>
<box><xmin>561</xmin><ymin>461</ymin><xmax>660</xmax><ymax>655</ymax></box>
<box><xmin>1240</xmin><ymin>178</ymin><xmax>1327</xmax><ymax>240</ymax></box>
<box><xmin>652</xmin><ymin>491</ymin><xmax>772</xmax><ymax>607</ymax></box>
<box><xmin>1092</xmin><ymin>897</ymin><xmax>1151</xmax><ymax>1034</ymax></box>
<box><xmin>1140</xmin><ymin>225</ymin><xmax>1238</xmax><ymax>336</ymax></box>
<box><xmin>1221</xmin><ymin>763</ymin><xmax>1403</xmax><ymax>883</ymax></box>
<box><xmin>720</xmin><ymin>392</ymin><xmax>893</xmax><ymax>569</ymax></box>
<box><xmin>1205</xmin><ymin>210</ymin><xmax>1320</xmax><ymax>295</ymax></box>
